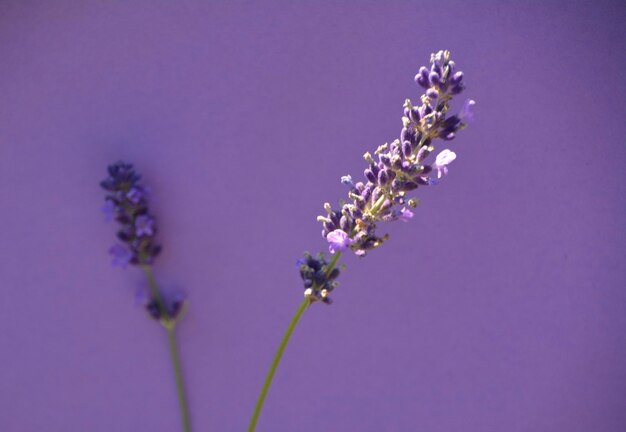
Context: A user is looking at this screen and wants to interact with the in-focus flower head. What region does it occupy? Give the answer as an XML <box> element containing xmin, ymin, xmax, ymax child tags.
<box><xmin>317</xmin><ymin>51</ymin><xmax>473</xmax><ymax>261</ymax></box>
<box><xmin>303</xmin><ymin>50</ymin><xmax>474</xmax><ymax>302</ymax></box>
<box><xmin>101</xmin><ymin>161</ymin><xmax>161</xmax><ymax>267</ymax></box>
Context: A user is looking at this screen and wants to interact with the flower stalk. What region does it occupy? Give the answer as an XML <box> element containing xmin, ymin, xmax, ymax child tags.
<box><xmin>143</xmin><ymin>266</ymin><xmax>191</xmax><ymax>432</ymax></box>
<box><xmin>247</xmin><ymin>298</ymin><xmax>309</xmax><ymax>432</ymax></box>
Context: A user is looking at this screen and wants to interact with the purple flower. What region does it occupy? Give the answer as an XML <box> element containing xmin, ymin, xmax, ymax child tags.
<box><xmin>135</xmin><ymin>215</ymin><xmax>155</xmax><ymax>237</ymax></box>
<box><xmin>340</xmin><ymin>175</ymin><xmax>354</xmax><ymax>187</ymax></box>
<box><xmin>102</xmin><ymin>199</ymin><xmax>117</xmax><ymax>222</ymax></box>
<box><xmin>306</xmin><ymin>51</ymin><xmax>473</xmax><ymax>303</ymax></box>
<box><xmin>326</xmin><ymin>229</ymin><xmax>353</xmax><ymax>254</ymax></box>
<box><xmin>136</xmin><ymin>286</ymin><xmax>188</xmax><ymax>321</ymax></box>
<box><xmin>398</xmin><ymin>207</ymin><xmax>414</xmax><ymax>222</ymax></box>
<box><xmin>459</xmin><ymin>99</ymin><xmax>476</xmax><ymax>123</ymax></box>
<box><xmin>109</xmin><ymin>244</ymin><xmax>132</xmax><ymax>267</ymax></box>
<box><xmin>434</xmin><ymin>149</ymin><xmax>457</xmax><ymax>178</ymax></box>
<box><xmin>126</xmin><ymin>187</ymin><xmax>144</xmax><ymax>204</ymax></box>
<box><xmin>101</xmin><ymin>161</ymin><xmax>161</xmax><ymax>267</ymax></box>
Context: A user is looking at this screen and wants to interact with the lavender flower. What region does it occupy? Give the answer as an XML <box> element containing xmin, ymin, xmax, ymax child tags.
<box><xmin>340</xmin><ymin>175</ymin><xmax>354</xmax><ymax>187</ymax></box>
<box><xmin>250</xmin><ymin>50</ymin><xmax>476</xmax><ymax>432</ymax></box>
<box><xmin>459</xmin><ymin>98</ymin><xmax>476</xmax><ymax>123</ymax></box>
<box><xmin>326</xmin><ymin>229</ymin><xmax>353</xmax><ymax>254</ymax></box>
<box><xmin>100</xmin><ymin>161</ymin><xmax>191</xmax><ymax>431</ymax></box>
<box><xmin>102</xmin><ymin>199</ymin><xmax>117</xmax><ymax>222</ymax></box>
<box><xmin>109</xmin><ymin>243</ymin><xmax>132</xmax><ymax>267</ymax></box>
<box><xmin>137</xmin><ymin>288</ymin><xmax>188</xmax><ymax>321</ymax></box>
<box><xmin>303</xmin><ymin>50</ymin><xmax>474</xmax><ymax>304</ymax></box>
<box><xmin>147</xmin><ymin>294</ymin><xmax>186</xmax><ymax>321</ymax></box>
<box><xmin>126</xmin><ymin>186</ymin><xmax>146</xmax><ymax>204</ymax></box>
<box><xmin>398</xmin><ymin>207</ymin><xmax>414</xmax><ymax>222</ymax></box>
<box><xmin>100</xmin><ymin>161</ymin><xmax>161</xmax><ymax>266</ymax></box>
<box><xmin>135</xmin><ymin>215</ymin><xmax>155</xmax><ymax>237</ymax></box>
<box><xmin>433</xmin><ymin>149</ymin><xmax>457</xmax><ymax>178</ymax></box>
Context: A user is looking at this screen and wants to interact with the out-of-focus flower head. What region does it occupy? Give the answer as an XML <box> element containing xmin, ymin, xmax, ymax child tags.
<box><xmin>136</xmin><ymin>287</ymin><xmax>188</xmax><ymax>322</ymax></box>
<box><xmin>101</xmin><ymin>161</ymin><xmax>161</xmax><ymax>267</ymax></box>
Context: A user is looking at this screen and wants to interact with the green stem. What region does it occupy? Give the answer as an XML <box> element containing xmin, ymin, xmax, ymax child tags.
<box><xmin>326</xmin><ymin>250</ymin><xmax>342</xmax><ymax>275</ymax></box>
<box><xmin>248</xmin><ymin>298</ymin><xmax>309</xmax><ymax>432</ymax></box>
<box><xmin>142</xmin><ymin>266</ymin><xmax>192</xmax><ymax>432</ymax></box>
<box><xmin>168</xmin><ymin>326</ymin><xmax>192</xmax><ymax>432</ymax></box>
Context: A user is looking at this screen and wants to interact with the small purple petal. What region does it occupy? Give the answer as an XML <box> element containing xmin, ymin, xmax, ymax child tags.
<box><xmin>126</xmin><ymin>187</ymin><xmax>143</xmax><ymax>204</ymax></box>
<box><xmin>102</xmin><ymin>200</ymin><xmax>117</xmax><ymax>222</ymax></box>
<box><xmin>459</xmin><ymin>99</ymin><xmax>475</xmax><ymax>123</ymax></box>
<box><xmin>399</xmin><ymin>207</ymin><xmax>414</xmax><ymax>222</ymax></box>
<box><xmin>109</xmin><ymin>244</ymin><xmax>132</xmax><ymax>267</ymax></box>
<box><xmin>326</xmin><ymin>229</ymin><xmax>353</xmax><ymax>254</ymax></box>
<box><xmin>340</xmin><ymin>175</ymin><xmax>354</xmax><ymax>187</ymax></box>
<box><xmin>135</xmin><ymin>215</ymin><xmax>155</xmax><ymax>237</ymax></box>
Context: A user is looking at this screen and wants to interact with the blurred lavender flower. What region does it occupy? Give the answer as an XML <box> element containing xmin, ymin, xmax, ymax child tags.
<box><xmin>99</xmin><ymin>161</ymin><xmax>191</xmax><ymax>431</ymax></box>
<box><xmin>102</xmin><ymin>199</ymin><xmax>117</xmax><ymax>222</ymax></box>
<box><xmin>398</xmin><ymin>207</ymin><xmax>414</xmax><ymax>222</ymax></box>
<box><xmin>100</xmin><ymin>161</ymin><xmax>161</xmax><ymax>266</ymax></box>
<box><xmin>302</xmin><ymin>50</ymin><xmax>474</xmax><ymax>304</ymax></box>
<box><xmin>126</xmin><ymin>187</ymin><xmax>145</xmax><ymax>204</ymax></box>
<box><xmin>136</xmin><ymin>287</ymin><xmax>188</xmax><ymax>321</ymax></box>
<box><xmin>459</xmin><ymin>98</ymin><xmax>476</xmax><ymax>123</ymax></box>
<box><xmin>135</xmin><ymin>215</ymin><xmax>155</xmax><ymax>237</ymax></box>
<box><xmin>109</xmin><ymin>243</ymin><xmax>132</xmax><ymax>267</ymax></box>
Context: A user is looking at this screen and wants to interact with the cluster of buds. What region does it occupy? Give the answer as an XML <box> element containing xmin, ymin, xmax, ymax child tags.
<box><xmin>100</xmin><ymin>161</ymin><xmax>161</xmax><ymax>267</ymax></box>
<box><xmin>319</xmin><ymin>50</ymin><xmax>474</xmax><ymax>257</ymax></box>
<box><xmin>306</xmin><ymin>50</ymin><xmax>474</xmax><ymax>302</ymax></box>
<box><xmin>297</xmin><ymin>252</ymin><xmax>342</xmax><ymax>305</ymax></box>
<box><xmin>411</xmin><ymin>49</ymin><xmax>474</xmax><ymax>140</ymax></box>
<box><xmin>136</xmin><ymin>289</ymin><xmax>187</xmax><ymax>322</ymax></box>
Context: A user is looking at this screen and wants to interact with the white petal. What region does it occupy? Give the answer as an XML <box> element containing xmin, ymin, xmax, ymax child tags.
<box><xmin>435</xmin><ymin>149</ymin><xmax>457</xmax><ymax>166</ymax></box>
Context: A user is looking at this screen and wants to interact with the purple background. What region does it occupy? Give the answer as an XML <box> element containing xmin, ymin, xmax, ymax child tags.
<box><xmin>1</xmin><ymin>1</ymin><xmax>625</xmax><ymax>431</ymax></box>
